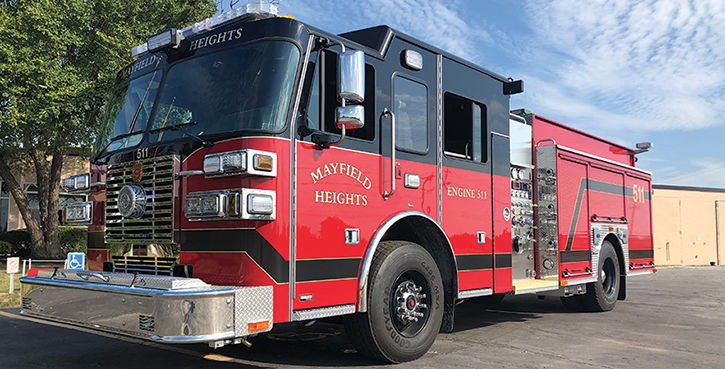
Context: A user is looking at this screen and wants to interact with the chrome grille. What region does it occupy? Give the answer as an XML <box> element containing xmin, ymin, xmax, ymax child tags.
<box><xmin>22</xmin><ymin>297</ymin><xmax>32</xmax><ymax>310</ymax></box>
<box><xmin>112</xmin><ymin>255</ymin><xmax>176</xmax><ymax>275</ymax></box>
<box><xmin>105</xmin><ymin>155</ymin><xmax>178</xmax><ymax>243</ymax></box>
<box><xmin>139</xmin><ymin>315</ymin><xmax>155</xmax><ymax>332</ymax></box>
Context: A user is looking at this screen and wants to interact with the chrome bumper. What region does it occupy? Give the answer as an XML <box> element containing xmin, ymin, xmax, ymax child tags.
<box><xmin>20</xmin><ymin>270</ymin><xmax>273</xmax><ymax>343</ymax></box>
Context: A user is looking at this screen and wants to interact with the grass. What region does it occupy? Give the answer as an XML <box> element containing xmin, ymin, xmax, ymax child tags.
<box><xmin>0</xmin><ymin>271</ymin><xmax>21</xmax><ymax>308</ymax></box>
<box><xmin>1</xmin><ymin>260</ymin><xmax>65</xmax><ymax>309</ymax></box>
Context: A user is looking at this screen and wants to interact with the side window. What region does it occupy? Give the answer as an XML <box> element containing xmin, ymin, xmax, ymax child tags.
<box><xmin>444</xmin><ymin>92</ymin><xmax>487</xmax><ymax>162</ymax></box>
<box><xmin>305</xmin><ymin>50</ymin><xmax>375</xmax><ymax>140</ymax></box>
<box><xmin>393</xmin><ymin>76</ymin><xmax>427</xmax><ymax>153</ymax></box>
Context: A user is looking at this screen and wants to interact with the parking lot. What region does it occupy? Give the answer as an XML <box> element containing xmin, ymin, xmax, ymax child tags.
<box><xmin>1</xmin><ymin>267</ymin><xmax>723</xmax><ymax>368</ymax></box>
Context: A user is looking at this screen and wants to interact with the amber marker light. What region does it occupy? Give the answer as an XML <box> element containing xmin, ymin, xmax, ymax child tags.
<box><xmin>254</xmin><ymin>154</ymin><xmax>274</xmax><ymax>172</ymax></box>
<box><xmin>248</xmin><ymin>320</ymin><xmax>270</xmax><ymax>333</ymax></box>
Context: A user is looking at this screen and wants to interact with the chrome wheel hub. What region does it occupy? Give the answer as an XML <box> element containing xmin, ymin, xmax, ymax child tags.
<box><xmin>395</xmin><ymin>280</ymin><xmax>427</xmax><ymax>323</ymax></box>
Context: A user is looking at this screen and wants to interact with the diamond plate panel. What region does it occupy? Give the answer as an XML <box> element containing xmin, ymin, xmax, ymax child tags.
<box><xmin>292</xmin><ymin>304</ymin><xmax>356</xmax><ymax>321</ymax></box>
<box><xmin>233</xmin><ymin>286</ymin><xmax>274</xmax><ymax>336</ymax></box>
<box><xmin>34</xmin><ymin>269</ymin><xmax>209</xmax><ymax>290</ymax></box>
<box><xmin>535</xmin><ymin>144</ymin><xmax>559</xmax><ymax>279</ymax></box>
<box><xmin>590</xmin><ymin>223</ymin><xmax>629</xmax><ymax>276</ymax></box>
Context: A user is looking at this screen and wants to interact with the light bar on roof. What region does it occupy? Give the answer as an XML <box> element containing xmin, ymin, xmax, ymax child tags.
<box><xmin>148</xmin><ymin>28</ymin><xmax>183</xmax><ymax>53</ymax></box>
<box><xmin>131</xmin><ymin>1</ymin><xmax>280</xmax><ymax>59</ymax></box>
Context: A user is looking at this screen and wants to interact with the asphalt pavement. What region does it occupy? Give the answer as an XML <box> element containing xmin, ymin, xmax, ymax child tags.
<box><xmin>1</xmin><ymin>267</ymin><xmax>723</xmax><ymax>368</ymax></box>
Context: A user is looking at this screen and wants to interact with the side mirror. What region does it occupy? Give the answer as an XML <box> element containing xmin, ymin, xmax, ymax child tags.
<box><xmin>338</xmin><ymin>50</ymin><xmax>365</xmax><ymax>104</ymax></box>
<box><xmin>336</xmin><ymin>105</ymin><xmax>364</xmax><ymax>130</ymax></box>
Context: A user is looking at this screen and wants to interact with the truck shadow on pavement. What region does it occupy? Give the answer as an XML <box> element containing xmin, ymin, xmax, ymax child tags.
<box><xmin>213</xmin><ymin>295</ymin><xmax>563</xmax><ymax>367</ymax></box>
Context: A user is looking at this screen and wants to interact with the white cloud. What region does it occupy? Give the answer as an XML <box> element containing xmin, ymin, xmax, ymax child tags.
<box><xmin>280</xmin><ymin>0</ymin><xmax>492</xmax><ymax>62</ymax></box>
<box><xmin>520</xmin><ymin>0</ymin><xmax>725</xmax><ymax>132</ymax></box>
<box><xmin>656</xmin><ymin>158</ymin><xmax>725</xmax><ymax>187</ymax></box>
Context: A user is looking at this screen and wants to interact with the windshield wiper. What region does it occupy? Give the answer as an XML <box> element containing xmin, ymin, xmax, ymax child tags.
<box><xmin>150</xmin><ymin>121</ymin><xmax>213</xmax><ymax>147</ymax></box>
<box><xmin>91</xmin><ymin>131</ymin><xmax>142</xmax><ymax>163</ymax></box>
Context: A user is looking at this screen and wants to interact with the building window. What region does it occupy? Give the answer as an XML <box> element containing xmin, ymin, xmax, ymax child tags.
<box><xmin>444</xmin><ymin>92</ymin><xmax>487</xmax><ymax>162</ymax></box>
<box><xmin>394</xmin><ymin>76</ymin><xmax>428</xmax><ymax>153</ymax></box>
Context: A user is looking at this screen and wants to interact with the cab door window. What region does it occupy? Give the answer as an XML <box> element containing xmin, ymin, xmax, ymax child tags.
<box><xmin>444</xmin><ymin>92</ymin><xmax>487</xmax><ymax>162</ymax></box>
<box><xmin>393</xmin><ymin>76</ymin><xmax>428</xmax><ymax>153</ymax></box>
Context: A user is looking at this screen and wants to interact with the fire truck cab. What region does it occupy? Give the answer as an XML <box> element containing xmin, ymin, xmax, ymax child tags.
<box><xmin>21</xmin><ymin>4</ymin><xmax>655</xmax><ymax>363</ymax></box>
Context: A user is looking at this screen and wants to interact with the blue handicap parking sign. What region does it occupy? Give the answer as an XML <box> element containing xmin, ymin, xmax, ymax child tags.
<box><xmin>67</xmin><ymin>252</ymin><xmax>86</xmax><ymax>270</ymax></box>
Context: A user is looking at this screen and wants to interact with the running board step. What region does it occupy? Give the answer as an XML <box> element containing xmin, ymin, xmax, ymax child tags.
<box><xmin>512</xmin><ymin>279</ymin><xmax>559</xmax><ymax>294</ymax></box>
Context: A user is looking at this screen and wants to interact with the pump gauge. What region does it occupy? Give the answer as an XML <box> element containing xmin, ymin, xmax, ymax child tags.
<box><xmin>511</xmin><ymin>168</ymin><xmax>518</xmax><ymax>179</ymax></box>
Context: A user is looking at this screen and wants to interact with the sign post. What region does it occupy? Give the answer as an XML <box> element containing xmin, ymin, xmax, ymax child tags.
<box><xmin>6</xmin><ymin>257</ymin><xmax>20</xmax><ymax>294</ymax></box>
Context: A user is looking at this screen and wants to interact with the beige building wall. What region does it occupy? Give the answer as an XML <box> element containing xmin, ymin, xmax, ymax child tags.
<box><xmin>652</xmin><ymin>185</ymin><xmax>725</xmax><ymax>266</ymax></box>
<box><xmin>2</xmin><ymin>155</ymin><xmax>88</xmax><ymax>232</ymax></box>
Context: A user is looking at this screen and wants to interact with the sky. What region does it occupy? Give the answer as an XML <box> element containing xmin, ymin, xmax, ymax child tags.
<box><xmin>228</xmin><ymin>0</ymin><xmax>725</xmax><ymax>187</ymax></box>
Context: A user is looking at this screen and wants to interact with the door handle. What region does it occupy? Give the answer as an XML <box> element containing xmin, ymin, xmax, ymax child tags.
<box><xmin>380</xmin><ymin>108</ymin><xmax>396</xmax><ymax>200</ymax></box>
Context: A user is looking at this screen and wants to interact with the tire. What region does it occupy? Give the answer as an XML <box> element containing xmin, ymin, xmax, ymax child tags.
<box><xmin>344</xmin><ymin>241</ymin><xmax>444</xmax><ymax>363</ymax></box>
<box><xmin>582</xmin><ymin>241</ymin><xmax>620</xmax><ymax>312</ymax></box>
<box><xmin>560</xmin><ymin>295</ymin><xmax>586</xmax><ymax>311</ymax></box>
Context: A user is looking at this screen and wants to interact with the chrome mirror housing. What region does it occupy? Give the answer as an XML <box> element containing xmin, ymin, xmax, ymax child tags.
<box><xmin>338</xmin><ymin>50</ymin><xmax>365</xmax><ymax>104</ymax></box>
<box><xmin>336</xmin><ymin>105</ymin><xmax>365</xmax><ymax>130</ymax></box>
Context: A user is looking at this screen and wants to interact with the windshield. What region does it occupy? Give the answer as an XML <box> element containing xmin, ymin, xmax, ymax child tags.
<box><xmin>149</xmin><ymin>41</ymin><xmax>300</xmax><ymax>142</ymax></box>
<box><xmin>93</xmin><ymin>71</ymin><xmax>162</xmax><ymax>156</ymax></box>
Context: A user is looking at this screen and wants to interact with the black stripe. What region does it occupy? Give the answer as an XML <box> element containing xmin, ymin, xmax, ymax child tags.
<box><xmin>456</xmin><ymin>254</ymin><xmax>493</xmax><ymax>271</ymax></box>
<box><xmin>643</xmin><ymin>191</ymin><xmax>651</xmax><ymax>201</ymax></box>
<box><xmin>296</xmin><ymin>258</ymin><xmax>361</xmax><ymax>282</ymax></box>
<box><xmin>180</xmin><ymin>229</ymin><xmax>289</xmax><ymax>283</ymax></box>
<box><xmin>629</xmin><ymin>249</ymin><xmax>654</xmax><ymax>259</ymax></box>
<box><xmin>491</xmin><ymin>134</ymin><xmax>510</xmax><ymax>177</ymax></box>
<box><xmin>560</xmin><ymin>250</ymin><xmax>591</xmax><ymax>263</ymax></box>
<box><xmin>87</xmin><ymin>231</ymin><xmax>108</xmax><ymax>249</ymax></box>
<box><xmin>589</xmin><ymin>179</ymin><xmax>624</xmax><ymax>196</ymax></box>
<box><xmin>495</xmin><ymin>254</ymin><xmax>512</xmax><ymax>269</ymax></box>
<box><xmin>566</xmin><ymin>178</ymin><xmax>586</xmax><ymax>251</ymax></box>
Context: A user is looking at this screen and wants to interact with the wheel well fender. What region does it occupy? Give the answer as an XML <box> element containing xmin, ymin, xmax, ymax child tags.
<box><xmin>603</xmin><ymin>233</ymin><xmax>625</xmax><ymax>273</ymax></box>
<box><xmin>358</xmin><ymin>211</ymin><xmax>458</xmax><ymax>313</ymax></box>
<box><xmin>604</xmin><ymin>233</ymin><xmax>627</xmax><ymax>300</ymax></box>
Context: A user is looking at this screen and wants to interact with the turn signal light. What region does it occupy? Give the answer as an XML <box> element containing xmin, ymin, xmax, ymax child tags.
<box><xmin>253</xmin><ymin>154</ymin><xmax>274</xmax><ymax>171</ymax></box>
<box><xmin>248</xmin><ymin>320</ymin><xmax>270</xmax><ymax>333</ymax></box>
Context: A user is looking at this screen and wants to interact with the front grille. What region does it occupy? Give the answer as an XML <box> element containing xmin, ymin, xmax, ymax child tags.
<box><xmin>112</xmin><ymin>255</ymin><xmax>175</xmax><ymax>275</ymax></box>
<box><xmin>105</xmin><ymin>155</ymin><xmax>178</xmax><ymax>244</ymax></box>
<box><xmin>139</xmin><ymin>315</ymin><xmax>155</xmax><ymax>332</ymax></box>
<box><xmin>22</xmin><ymin>297</ymin><xmax>32</xmax><ymax>310</ymax></box>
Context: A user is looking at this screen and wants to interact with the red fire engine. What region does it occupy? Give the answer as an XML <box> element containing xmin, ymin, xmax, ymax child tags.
<box><xmin>20</xmin><ymin>3</ymin><xmax>655</xmax><ymax>363</ymax></box>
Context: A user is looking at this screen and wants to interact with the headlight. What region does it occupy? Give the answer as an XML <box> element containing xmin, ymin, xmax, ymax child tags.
<box><xmin>62</xmin><ymin>174</ymin><xmax>90</xmax><ymax>191</ymax></box>
<box><xmin>203</xmin><ymin>149</ymin><xmax>275</xmax><ymax>177</ymax></box>
<box><xmin>185</xmin><ymin>189</ymin><xmax>274</xmax><ymax>221</ymax></box>
<box><xmin>203</xmin><ymin>155</ymin><xmax>222</xmax><ymax>175</ymax></box>
<box><xmin>222</xmin><ymin>151</ymin><xmax>246</xmax><ymax>173</ymax></box>
<box><xmin>62</xmin><ymin>202</ymin><xmax>92</xmax><ymax>223</ymax></box>
<box><xmin>247</xmin><ymin>194</ymin><xmax>273</xmax><ymax>214</ymax></box>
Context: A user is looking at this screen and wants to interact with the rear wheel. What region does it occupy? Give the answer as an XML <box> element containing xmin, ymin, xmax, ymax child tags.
<box><xmin>582</xmin><ymin>241</ymin><xmax>620</xmax><ymax>312</ymax></box>
<box><xmin>344</xmin><ymin>241</ymin><xmax>444</xmax><ymax>363</ymax></box>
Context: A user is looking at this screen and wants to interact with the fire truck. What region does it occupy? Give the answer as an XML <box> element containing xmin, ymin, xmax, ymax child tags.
<box><xmin>20</xmin><ymin>2</ymin><xmax>655</xmax><ymax>363</ymax></box>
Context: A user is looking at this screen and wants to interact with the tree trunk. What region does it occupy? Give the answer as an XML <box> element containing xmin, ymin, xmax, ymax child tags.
<box><xmin>44</xmin><ymin>150</ymin><xmax>64</xmax><ymax>259</ymax></box>
<box><xmin>0</xmin><ymin>155</ymin><xmax>45</xmax><ymax>256</ymax></box>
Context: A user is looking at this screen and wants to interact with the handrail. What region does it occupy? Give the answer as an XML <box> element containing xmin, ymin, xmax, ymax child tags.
<box><xmin>381</xmin><ymin>108</ymin><xmax>396</xmax><ymax>200</ymax></box>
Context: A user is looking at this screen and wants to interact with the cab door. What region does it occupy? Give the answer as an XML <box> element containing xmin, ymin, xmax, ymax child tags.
<box><xmin>440</xmin><ymin>56</ymin><xmax>511</xmax><ymax>294</ymax></box>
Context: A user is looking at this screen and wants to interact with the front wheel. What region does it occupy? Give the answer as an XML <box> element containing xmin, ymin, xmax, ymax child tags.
<box><xmin>582</xmin><ymin>241</ymin><xmax>620</xmax><ymax>312</ymax></box>
<box><xmin>344</xmin><ymin>241</ymin><xmax>444</xmax><ymax>363</ymax></box>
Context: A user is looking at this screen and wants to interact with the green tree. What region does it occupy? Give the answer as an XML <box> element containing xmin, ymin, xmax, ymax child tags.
<box><xmin>0</xmin><ymin>0</ymin><xmax>216</xmax><ymax>258</ymax></box>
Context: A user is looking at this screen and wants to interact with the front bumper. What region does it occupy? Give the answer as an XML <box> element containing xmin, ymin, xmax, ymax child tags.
<box><xmin>20</xmin><ymin>270</ymin><xmax>273</xmax><ymax>343</ymax></box>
